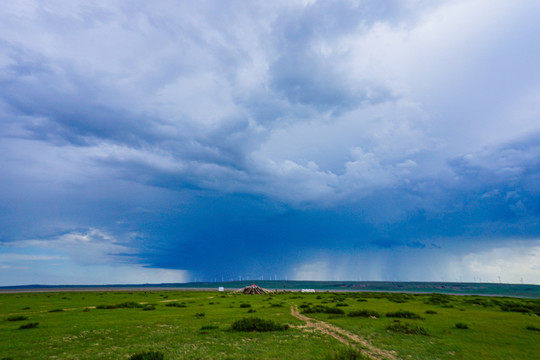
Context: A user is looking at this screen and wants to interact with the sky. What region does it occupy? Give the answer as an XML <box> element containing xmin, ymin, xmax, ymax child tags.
<box><xmin>1</xmin><ymin>0</ymin><xmax>540</xmax><ymax>286</ymax></box>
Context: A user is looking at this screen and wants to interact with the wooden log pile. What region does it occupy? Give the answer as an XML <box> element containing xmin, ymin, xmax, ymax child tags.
<box><xmin>238</xmin><ymin>284</ymin><xmax>273</xmax><ymax>295</ymax></box>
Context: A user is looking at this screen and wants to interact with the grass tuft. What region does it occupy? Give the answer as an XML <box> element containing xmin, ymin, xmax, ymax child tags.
<box><xmin>526</xmin><ymin>325</ymin><xmax>540</xmax><ymax>331</ymax></box>
<box><xmin>19</xmin><ymin>322</ymin><xmax>39</xmax><ymax>330</ymax></box>
<box><xmin>302</xmin><ymin>305</ymin><xmax>345</xmax><ymax>315</ymax></box>
<box><xmin>6</xmin><ymin>315</ymin><xmax>28</xmax><ymax>322</ymax></box>
<box><xmin>129</xmin><ymin>351</ymin><xmax>165</xmax><ymax>360</ymax></box>
<box><xmin>498</xmin><ymin>301</ymin><xmax>540</xmax><ymax>315</ymax></box>
<box><xmin>200</xmin><ymin>325</ymin><xmax>219</xmax><ymax>331</ymax></box>
<box><xmin>231</xmin><ymin>317</ymin><xmax>288</xmax><ymax>332</ymax></box>
<box><xmin>455</xmin><ymin>322</ymin><xmax>469</xmax><ymax>329</ymax></box>
<box><xmin>97</xmin><ymin>301</ymin><xmax>143</xmax><ymax>309</ymax></box>
<box><xmin>387</xmin><ymin>321</ymin><xmax>429</xmax><ymax>335</ymax></box>
<box><xmin>424</xmin><ymin>293</ymin><xmax>454</xmax><ymax>306</ymax></box>
<box><xmin>165</xmin><ymin>302</ymin><xmax>186</xmax><ymax>308</ymax></box>
<box><xmin>386</xmin><ymin>294</ymin><xmax>413</xmax><ymax>303</ymax></box>
<box><xmin>386</xmin><ymin>310</ymin><xmax>424</xmax><ymax>320</ymax></box>
<box><xmin>348</xmin><ymin>309</ymin><xmax>380</xmax><ymax>318</ymax></box>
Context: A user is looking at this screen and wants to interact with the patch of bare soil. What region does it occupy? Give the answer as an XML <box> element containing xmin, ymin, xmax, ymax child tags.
<box><xmin>290</xmin><ymin>305</ymin><xmax>398</xmax><ymax>360</ymax></box>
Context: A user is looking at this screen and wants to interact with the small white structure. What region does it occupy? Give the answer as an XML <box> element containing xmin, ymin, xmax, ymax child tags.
<box><xmin>301</xmin><ymin>289</ymin><xmax>316</xmax><ymax>293</ymax></box>
<box><xmin>218</xmin><ymin>286</ymin><xmax>225</xmax><ymax>292</ymax></box>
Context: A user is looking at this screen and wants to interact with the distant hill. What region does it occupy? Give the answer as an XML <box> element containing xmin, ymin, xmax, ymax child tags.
<box><xmin>2</xmin><ymin>280</ymin><xmax>539</xmax><ymax>298</ymax></box>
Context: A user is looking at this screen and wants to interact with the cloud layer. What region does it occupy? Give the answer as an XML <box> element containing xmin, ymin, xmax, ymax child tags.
<box><xmin>1</xmin><ymin>0</ymin><xmax>540</xmax><ymax>284</ymax></box>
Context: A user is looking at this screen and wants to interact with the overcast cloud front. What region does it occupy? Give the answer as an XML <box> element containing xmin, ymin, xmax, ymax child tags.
<box><xmin>1</xmin><ymin>0</ymin><xmax>540</xmax><ymax>285</ymax></box>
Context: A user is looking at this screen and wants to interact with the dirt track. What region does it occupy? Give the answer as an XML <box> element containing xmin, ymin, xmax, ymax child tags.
<box><xmin>289</xmin><ymin>305</ymin><xmax>398</xmax><ymax>360</ymax></box>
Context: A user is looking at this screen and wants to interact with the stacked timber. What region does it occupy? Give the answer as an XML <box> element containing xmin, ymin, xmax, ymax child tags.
<box><xmin>237</xmin><ymin>284</ymin><xmax>273</xmax><ymax>295</ymax></box>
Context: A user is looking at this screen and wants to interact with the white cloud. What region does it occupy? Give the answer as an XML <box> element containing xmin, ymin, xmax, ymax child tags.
<box><xmin>0</xmin><ymin>228</ymin><xmax>191</xmax><ymax>285</ymax></box>
<box><xmin>2</xmin><ymin>1</ymin><xmax>540</xmax><ymax>205</ymax></box>
<box><xmin>6</xmin><ymin>228</ymin><xmax>135</xmax><ymax>266</ymax></box>
<box><xmin>448</xmin><ymin>241</ymin><xmax>540</xmax><ymax>284</ymax></box>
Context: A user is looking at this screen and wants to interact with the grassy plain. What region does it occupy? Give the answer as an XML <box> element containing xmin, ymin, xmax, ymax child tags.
<box><xmin>0</xmin><ymin>290</ymin><xmax>538</xmax><ymax>359</ymax></box>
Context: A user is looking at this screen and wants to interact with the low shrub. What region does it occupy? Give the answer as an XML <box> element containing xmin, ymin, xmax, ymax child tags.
<box><xmin>498</xmin><ymin>301</ymin><xmax>540</xmax><ymax>315</ymax></box>
<box><xmin>270</xmin><ymin>303</ymin><xmax>284</xmax><ymax>308</ymax></box>
<box><xmin>97</xmin><ymin>304</ymin><xmax>118</xmax><ymax>309</ymax></box>
<box><xmin>120</xmin><ymin>301</ymin><xmax>144</xmax><ymax>308</ymax></box>
<box><xmin>239</xmin><ymin>303</ymin><xmax>251</xmax><ymax>308</ymax></box>
<box><xmin>424</xmin><ymin>294</ymin><xmax>454</xmax><ymax>306</ymax></box>
<box><xmin>425</xmin><ymin>310</ymin><xmax>437</xmax><ymax>315</ymax></box>
<box><xmin>19</xmin><ymin>322</ymin><xmax>39</xmax><ymax>330</ymax></box>
<box><xmin>386</xmin><ymin>310</ymin><xmax>424</xmax><ymax>320</ymax></box>
<box><xmin>83</xmin><ymin>308</ymin><xmax>91</xmax><ymax>312</ymax></box>
<box><xmin>463</xmin><ymin>297</ymin><xmax>493</xmax><ymax>307</ymax></box>
<box><xmin>231</xmin><ymin>317</ymin><xmax>288</xmax><ymax>332</ymax></box>
<box><xmin>387</xmin><ymin>321</ymin><xmax>429</xmax><ymax>335</ymax></box>
<box><xmin>129</xmin><ymin>351</ymin><xmax>165</xmax><ymax>360</ymax></box>
<box><xmin>48</xmin><ymin>309</ymin><xmax>63</xmax><ymax>313</ymax></box>
<box><xmin>526</xmin><ymin>325</ymin><xmax>540</xmax><ymax>331</ymax></box>
<box><xmin>247</xmin><ymin>309</ymin><xmax>256</xmax><ymax>313</ymax></box>
<box><xmin>200</xmin><ymin>325</ymin><xmax>219</xmax><ymax>331</ymax></box>
<box><xmin>97</xmin><ymin>301</ymin><xmax>143</xmax><ymax>310</ymax></box>
<box><xmin>386</xmin><ymin>294</ymin><xmax>413</xmax><ymax>303</ymax></box>
<box><xmin>194</xmin><ymin>312</ymin><xmax>205</xmax><ymax>318</ymax></box>
<box><xmin>302</xmin><ymin>305</ymin><xmax>345</xmax><ymax>315</ymax></box>
<box><xmin>22</xmin><ymin>307</ymin><xmax>31</xmax><ymax>310</ymax></box>
<box><xmin>6</xmin><ymin>315</ymin><xmax>28</xmax><ymax>322</ymax></box>
<box><xmin>336</xmin><ymin>302</ymin><xmax>349</xmax><ymax>307</ymax></box>
<box><xmin>348</xmin><ymin>310</ymin><xmax>380</xmax><ymax>318</ymax></box>
<box><xmin>165</xmin><ymin>302</ymin><xmax>186</xmax><ymax>308</ymax></box>
<box><xmin>455</xmin><ymin>322</ymin><xmax>469</xmax><ymax>329</ymax></box>
<box><xmin>142</xmin><ymin>304</ymin><xmax>156</xmax><ymax>311</ymax></box>
<box><xmin>356</xmin><ymin>299</ymin><xmax>367</xmax><ymax>302</ymax></box>
<box><xmin>325</xmin><ymin>346</ymin><xmax>371</xmax><ymax>360</ymax></box>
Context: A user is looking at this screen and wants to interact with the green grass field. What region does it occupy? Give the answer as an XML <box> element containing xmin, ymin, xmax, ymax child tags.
<box><xmin>1</xmin><ymin>290</ymin><xmax>538</xmax><ymax>359</ymax></box>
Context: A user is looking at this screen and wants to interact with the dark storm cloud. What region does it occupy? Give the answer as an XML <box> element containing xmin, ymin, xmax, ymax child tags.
<box><xmin>1</xmin><ymin>1</ymin><xmax>540</xmax><ymax>284</ymax></box>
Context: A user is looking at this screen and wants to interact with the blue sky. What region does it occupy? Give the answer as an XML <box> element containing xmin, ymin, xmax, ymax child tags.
<box><xmin>1</xmin><ymin>0</ymin><xmax>540</xmax><ymax>285</ymax></box>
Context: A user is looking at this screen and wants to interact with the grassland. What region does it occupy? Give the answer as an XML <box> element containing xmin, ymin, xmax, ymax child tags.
<box><xmin>0</xmin><ymin>290</ymin><xmax>539</xmax><ymax>359</ymax></box>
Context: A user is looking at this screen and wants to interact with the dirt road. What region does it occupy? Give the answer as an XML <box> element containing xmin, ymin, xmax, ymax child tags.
<box><xmin>289</xmin><ymin>305</ymin><xmax>398</xmax><ymax>360</ymax></box>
